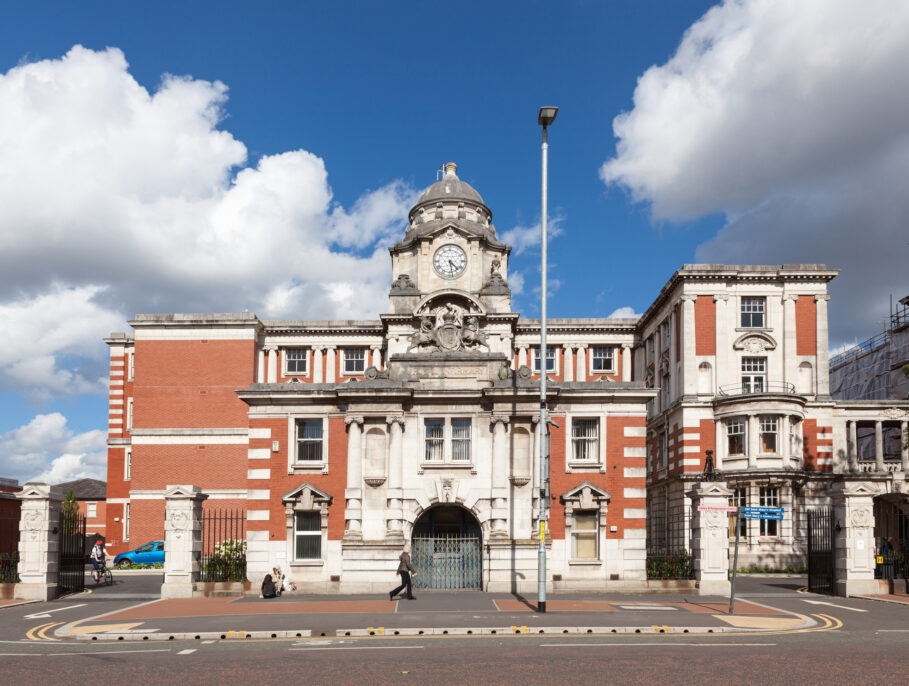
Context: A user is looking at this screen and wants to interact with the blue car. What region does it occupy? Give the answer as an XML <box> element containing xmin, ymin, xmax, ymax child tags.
<box><xmin>114</xmin><ymin>541</ymin><xmax>165</xmax><ymax>567</ymax></box>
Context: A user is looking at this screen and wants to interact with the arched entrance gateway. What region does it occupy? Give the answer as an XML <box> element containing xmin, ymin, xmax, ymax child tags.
<box><xmin>410</xmin><ymin>506</ymin><xmax>482</xmax><ymax>589</ymax></box>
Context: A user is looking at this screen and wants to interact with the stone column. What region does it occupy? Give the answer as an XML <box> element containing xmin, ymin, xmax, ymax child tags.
<box><xmin>564</xmin><ymin>346</ymin><xmax>574</xmax><ymax>382</ymax></box>
<box><xmin>371</xmin><ymin>346</ymin><xmax>382</xmax><ymax>370</ymax></box>
<box><xmin>490</xmin><ymin>416</ymin><xmax>510</xmax><ymax>539</ymax></box>
<box><xmin>344</xmin><ymin>416</ymin><xmax>364</xmax><ymax>542</ymax></box>
<box><xmin>748</xmin><ymin>414</ymin><xmax>759</xmax><ymax>468</ymax></box>
<box><xmin>714</xmin><ymin>295</ymin><xmax>730</xmax><ymax>389</ymax></box>
<box><xmin>265</xmin><ymin>345</ymin><xmax>278</xmax><ymax>383</ymax></box>
<box><xmin>681</xmin><ymin>295</ymin><xmax>697</xmax><ymax>396</ymax></box>
<box><xmin>783</xmin><ymin>294</ymin><xmax>798</xmax><ymax>389</ymax></box>
<box><xmin>14</xmin><ymin>483</ymin><xmax>63</xmax><ymax>601</ymax></box>
<box><xmin>902</xmin><ymin>421</ymin><xmax>909</xmax><ymax>473</ymax></box>
<box><xmin>622</xmin><ymin>343</ymin><xmax>632</xmax><ymax>382</ymax></box>
<box><xmin>518</xmin><ymin>346</ymin><xmax>528</xmax><ymax>369</ymax></box>
<box><xmin>829</xmin><ymin>481</ymin><xmax>880</xmax><ymax>596</ymax></box>
<box><xmin>849</xmin><ymin>420</ymin><xmax>859</xmax><ymax>472</ymax></box>
<box><xmin>687</xmin><ymin>482</ymin><xmax>733</xmax><ymax>595</ymax></box>
<box><xmin>872</xmin><ymin>420</ymin><xmax>885</xmax><ymax>470</ymax></box>
<box><xmin>385</xmin><ymin>415</ymin><xmax>405</xmax><ymax>541</ymax></box>
<box><xmin>160</xmin><ymin>485</ymin><xmax>208</xmax><ymax>599</ymax></box>
<box><xmin>313</xmin><ymin>347</ymin><xmax>324</xmax><ymax>383</ymax></box>
<box><xmin>256</xmin><ymin>348</ymin><xmax>266</xmax><ymax>383</ymax></box>
<box><xmin>326</xmin><ymin>346</ymin><xmax>337</xmax><ymax>383</ymax></box>
<box><xmin>815</xmin><ymin>294</ymin><xmax>831</xmax><ymax>396</ymax></box>
<box><xmin>575</xmin><ymin>345</ymin><xmax>587</xmax><ymax>382</ymax></box>
<box><xmin>714</xmin><ymin>420</ymin><xmax>724</xmax><ymax>470</ymax></box>
<box><xmin>781</xmin><ymin>414</ymin><xmax>791</xmax><ymax>464</ymax></box>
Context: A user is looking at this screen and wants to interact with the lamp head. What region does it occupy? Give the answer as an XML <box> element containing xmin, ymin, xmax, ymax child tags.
<box><xmin>538</xmin><ymin>106</ymin><xmax>559</xmax><ymax>127</ymax></box>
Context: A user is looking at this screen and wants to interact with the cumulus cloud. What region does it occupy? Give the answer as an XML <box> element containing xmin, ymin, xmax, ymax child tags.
<box><xmin>500</xmin><ymin>216</ymin><xmax>564</xmax><ymax>255</ymax></box>
<box><xmin>0</xmin><ymin>413</ymin><xmax>107</xmax><ymax>483</ymax></box>
<box><xmin>601</xmin><ymin>0</ymin><xmax>909</xmax><ymax>344</ymax></box>
<box><xmin>0</xmin><ymin>45</ymin><xmax>418</xmax><ymax>400</ymax></box>
<box><xmin>607</xmin><ymin>306</ymin><xmax>640</xmax><ymax>319</ymax></box>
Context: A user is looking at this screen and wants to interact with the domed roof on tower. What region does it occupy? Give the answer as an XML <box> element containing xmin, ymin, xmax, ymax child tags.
<box><xmin>396</xmin><ymin>162</ymin><xmax>504</xmax><ymax>250</ymax></box>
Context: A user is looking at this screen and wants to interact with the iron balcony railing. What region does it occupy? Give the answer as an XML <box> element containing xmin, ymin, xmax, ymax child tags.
<box><xmin>717</xmin><ymin>382</ymin><xmax>797</xmax><ymax>397</ymax></box>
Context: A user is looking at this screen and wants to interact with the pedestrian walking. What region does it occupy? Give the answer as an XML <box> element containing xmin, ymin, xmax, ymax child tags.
<box><xmin>389</xmin><ymin>544</ymin><xmax>417</xmax><ymax>600</ymax></box>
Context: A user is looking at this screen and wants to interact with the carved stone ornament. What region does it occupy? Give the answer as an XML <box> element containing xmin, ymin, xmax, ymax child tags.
<box><xmin>363</xmin><ymin>476</ymin><xmax>386</xmax><ymax>488</ymax></box>
<box><xmin>441</xmin><ymin>478</ymin><xmax>455</xmax><ymax>503</ymax></box>
<box><xmin>742</xmin><ymin>337</ymin><xmax>768</xmax><ymax>354</ymax></box>
<box><xmin>167</xmin><ymin>510</ymin><xmax>190</xmax><ymax>532</ymax></box>
<box><xmin>851</xmin><ymin>507</ymin><xmax>872</xmax><ymax>528</ymax></box>
<box><xmin>704</xmin><ymin>510</ymin><xmax>725</xmax><ymax>528</ymax></box>
<box><xmin>484</xmin><ymin>258</ymin><xmax>509</xmax><ymax>291</ymax></box>
<box><xmin>23</xmin><ymin>510</ymin><xmax>43</xmax><ymax>531</ymax></box>
<box><xmin>391</xmin><ymin>274</ymin><xmax>417</xmax><ymax>291</ymax></box>
<box><xmin>408</xmin><ymin>301</ymin><xmax>490</xmax><ymax>352</ymax></box>
<box><xmin>365</xmin><ymin>366</ymin><xmax>390</xmax><ymax>380</ymax></box>
<box><xmin>884</xmin><ymin>408</ymin><xmax>908</xmax><ymax>420</ymax></box>
<box><xmin>517</xmin><ymin>365</ymin><xmax>532</xmax><ymax>380</ymax></box>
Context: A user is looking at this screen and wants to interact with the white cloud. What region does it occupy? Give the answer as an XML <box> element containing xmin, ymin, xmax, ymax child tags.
<box><xmin>0</xmin><ymin>413</ymin><xmax>107</xmax><ymax>484</ymax></box>
<box><xmin>607</xmin><ymin>306</ymin><xmax>640</xmax><ymax>319</ymax></box>
<box><xmin>601</xmin><ymin>0</ymin><xmax>909</xmax><ymax>343</ymax></box>
<box><xmin>508</xmin><ymin>271</ymin><xmax>525</xmax><ymax>296</ymax></box>
<box><xmin>500</xmin><ymin>216</ymin><xmax>564</xmax><ymax>255</ymax></box>
<box><xmin>0</xmin><ymin>45</ymin><xmax>418</xmax><ymax>401</ymax></box>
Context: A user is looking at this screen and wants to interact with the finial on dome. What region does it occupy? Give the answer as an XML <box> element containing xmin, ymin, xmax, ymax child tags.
<box><xmin>444</xmin><ymin>162</ymin><xmax>458</xmax><ymax>176</ymax></box>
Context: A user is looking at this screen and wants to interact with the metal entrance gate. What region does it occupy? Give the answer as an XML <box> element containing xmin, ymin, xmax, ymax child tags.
<box><xmin>807</xmin><ymin>507</ymin><xmax>836</xmax><ymax>595</ymax></box>
<box><xmin>412</xmin><ymin>533</ymin><xmax>481</xmax><ymax>589</ymax></box>
<box><xmin>874</xmin><ymin>500</ymin><xmax>909</xmax><ymax>581</ymax></box>
<box><xmin>57</xmin><ymin>510</ymin><xmax>86</xmax><ymax>597</ymax></box>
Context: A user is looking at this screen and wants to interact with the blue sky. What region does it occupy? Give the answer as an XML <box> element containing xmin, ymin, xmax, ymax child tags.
<box><xmin>1</xmin><ymin>1</ymin><xmax>907</xmax><ymax>483</ymax></box>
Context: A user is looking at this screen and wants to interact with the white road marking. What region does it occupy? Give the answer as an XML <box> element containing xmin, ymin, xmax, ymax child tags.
<box><xmin>202</xmin><ymin>640</ymin><xmax>217</xmax><ymax>644</ymax></box>
<box><xmin>616</xmin><ymin>606</ymin><xmax>679</xmax><ymax>611</ymax></box>
<box><xmin>23</xmin><ymin>604</ymin><xmax>87</xmax><ymax>619</ymax></box>
<box><xmin>876</xmin><ymin>629</ymin><xmax>909</xmax><ymax>632</ymax></box>
<box><xmin>290</xmin><ymin>646</ymin><xmax>425</xmax><ymax>651</ymax></box>
<box><xmin>46</xmin><ymin>649</ymin><xmax>172</xmax><ymax>656</ymax></box>
<box><xmin>177</xmin><ymin>649</ymin><xmax>196</xmax><ymax>655</ymax></box>
<box><xmin>801</xmin><ymin>600</ymin><xmax>868</xmax><ymax>613</ymax></box>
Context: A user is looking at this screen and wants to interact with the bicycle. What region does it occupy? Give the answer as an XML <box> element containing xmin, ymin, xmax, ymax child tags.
<box><xmin>93</xmin><ymin>561</ymin><xmax>113</xmax><ymax>586</ymax></box>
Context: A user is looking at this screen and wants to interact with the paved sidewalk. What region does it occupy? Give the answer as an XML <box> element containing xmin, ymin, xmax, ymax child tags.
<box><xmin>58</xmin><ymin>591</ymin><xmax>811</xmax><ymax>641</ymax></box>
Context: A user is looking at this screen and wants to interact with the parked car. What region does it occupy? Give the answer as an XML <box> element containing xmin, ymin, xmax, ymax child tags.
<box><xmin>114</xmin><ymin>541</ymin><xmax>165</xmax><ymax>567</ymax></box>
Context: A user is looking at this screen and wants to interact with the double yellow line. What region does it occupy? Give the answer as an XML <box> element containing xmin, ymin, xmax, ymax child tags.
<box><xmin>26</xmin><ymin>622</ymin><xmax>64</xmax><ymax>641</ymax></box>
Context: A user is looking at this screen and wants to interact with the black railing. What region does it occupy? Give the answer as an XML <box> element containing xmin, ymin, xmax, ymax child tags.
<box><xmin>200</xmin><ymin>509</ymin><xmax>247</xmax><ymax>583</ymax></box>
<box><xmin>57</xmin><ymin>510</ymin><xmax>86</xmax><ymax>596</ymax></box>
<box><xmin>717</xmin><ymin>381</ymin><xmax>797</xmax><ymax>397</ymax></box>
<box><xmin>830</xmin><ymin>331</ymin><xmax>890</xmax><ymax>369</ymax></box>
<box><xmin>646</xmin><ymin>505</ymin><xmax>693</xmax><ymax>580</ymax></box>
<box><xmin>807</xmin><ymin>507</ymin><xmax>835</xmax><ymax>595</ymax></box>
<box><xmin>0</xmin><ymin>509</ymin><xmax>20</xmax><ymax>583</ymax></box>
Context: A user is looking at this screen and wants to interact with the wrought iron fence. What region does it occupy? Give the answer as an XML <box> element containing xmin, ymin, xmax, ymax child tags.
<box><xmin>0</xmin><ymin>509</ymin><xmax>20</xmax><ymax>583</ymax></box>
<box><xmin>200</xmin><ymin>509</ymin><xmax>247</xmax><ymax>583</ymax></box>
<box><xmin>717</xmin><ymin>381</ymin><xmax>797</xmax><ymax>397</ymax></box>
<box><xmin>646</xmin><ymin>505</ymin><xmax>693</xmax><ymax>579</ymax></box>
<box><xmin>57</xmin><ymin>509</ymin><xmax>86</xmax><ymax>596</ymax></box>
<box><xmin>412</xmin><ymin>533</ymin><xmax>482</xmax><ymax>589</ymax></box>
<box><xmin>875</xmin><ymin>501</ymin><xmax>909</xmax><ymax>580</ymax></box>
<box><xmin>807</xmin><ymin>507</ymin><xmax>836</xmax><ymax>595</ymax></box>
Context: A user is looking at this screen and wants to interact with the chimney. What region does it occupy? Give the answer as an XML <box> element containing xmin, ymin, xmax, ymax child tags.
<box><xmin>444</xmin><ymin>162</ymin><xmax>458</xmax><ymax>176</ymax></box>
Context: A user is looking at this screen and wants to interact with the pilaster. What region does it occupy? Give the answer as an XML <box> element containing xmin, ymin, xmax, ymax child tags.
<box><xmin>160</xmin><ymin>485</ymin><xmax>208</xmax><ymax>599</ymax></box>
<box><xmin>829</xmin><ymin>481</ymin><xmax>879</xmax><ymax>597</ymax></box>
<box><xmin>14</xmin><ymin>483</ymin><xmax>63</xmax><ymax>601</ymax></box>
<box><xmin>687</xmin><ymin>481</ymin><xmax>733</xmax><ymax>595</ymax></box>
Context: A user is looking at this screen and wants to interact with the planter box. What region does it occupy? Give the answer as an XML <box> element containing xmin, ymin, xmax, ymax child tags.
<box><xmin>0</xmin><ymin>582</ymin><xmax>14</xmax><ymax>600</ymax></box>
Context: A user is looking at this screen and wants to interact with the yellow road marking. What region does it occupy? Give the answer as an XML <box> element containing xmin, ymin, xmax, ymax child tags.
<box><xmin>27</xmin><ymin>622</ymin><xmax>64</xmax><ymax>641</ymax></box>
<box><xmin>796</xmin><ymin>587</ymin><xmax>810</xmax><ymax>594</ymax></box>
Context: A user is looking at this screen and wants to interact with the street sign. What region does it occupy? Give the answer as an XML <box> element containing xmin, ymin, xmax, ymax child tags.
<box><xmin>742</xmin><ymin>507</ymin><xmax>784</xmax><ymax>514</ymax></box>
<box><xmin>741</xmin><ymin>512</ymin><xmax>783</xmax><ymax>520</ymax></box>
<box><xmin>697</xmin><ymin>505</ymin><xmax>739</xmax><ymax>512</ymax></box>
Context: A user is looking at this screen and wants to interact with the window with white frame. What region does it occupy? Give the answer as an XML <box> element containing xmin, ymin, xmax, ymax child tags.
<box><xmin>662</xmin><ymin>320</ymin><xmax>671</xmax><ymax>349</ymax></box>
<box><xmin>759</xmin><ymin>487</ymin><xmax>779</xmax><ymax>536</ymax></box>
<box><xmin>590</xmin><ymin>347</ymin><xmax>615</xmax><ymax>374</ymax></box>
<box><xmin>343</xmin><ymin>349</ymin><xmax>366</xmax><ymax>375</ymax></box>
<box><xmin>532</xmin><ymin>348</ymin><xmax>557</xmax><ymax>374</ymax></box>
<box><xmin>646</xmin><ymin>337</ymin><xmax>654</xmax><ymax>364</ymax></box>
<box><xmin>423</xmin><ymin>418</ymin><xmax>472</xmax><ymax>463</ymax></box>
<box><xmin>760</xmin><ymin>416</ymin><xmax>778</xmax><ymax>454</ymax></box>
<box><xmin>571</xmin><ymin>418</ymin><xmax>599</xmax><ymax>461</ymax></box>
<box><xmin>86</xmin><ymin>502</ymin><xmax>97</xmax><ymax>518</ymax></box>
<box><xmin>741</xmin><ymin>357</ymin><xmax>766</xmax><ymax>393</ymax></box>
<box><xmin>285</xmin><ymin>348</ymin><xmax>308</xmax><ymax>375</ymax></box>
<box><xmin>294</xmin><ymin>511</ymin><xmax>321</xmax><ymax>559</ymax></box>
<box><xmin>741</xmin><ymin>297</ymin><xmax>766</xmax><ymax>328</ymax></box>
<box><xmin>729</xmin><ymin>487</ymin><xmax>747</xmax><ymax>538</ymax></box>
<box><xmin>296</xmin><ymin>419</ymin><xmax>324</xmax><ymax>462</ymax></box>
<box><xmin>126</xmin><ymin>398</ymin><xmax>133</xmax><ymax>431</ymax></box>
<box><xmin>127</xmin><ymin>351</ymin><xmax>134</xmax><ymax>381</ymax></box>
<box><xmin>661</xmin><ymin>374</ymin><xmax>671</xmax><ymax>409</ymax></box>
<box><xmin>125</xmin><ymin>449</ymin><xmax>131</xmax><ymax>481</ymax></box>
<box><xmin>123</xmin><ymin>503</ymin><xmax>130</xmax><ymax>542</ymax></box>
<box><xmin>727</xmin><ymin>418</ymin><xmax>745</xmax><ymax>455</ymax></box>
<box><xmin>572</xmin><ymin>510</ymin><xmax>598</xmax><ymax>559</ymax></box>
<box><xmin>659</xmin><ymin>430</ymin><xmax>668</xmax><ymax>468</ymax></box>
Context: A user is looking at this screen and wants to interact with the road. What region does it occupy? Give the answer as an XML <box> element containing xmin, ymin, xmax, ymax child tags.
<box><xmin>1</xmin><ymin>573</ymin><xmax>905</xmax><ymax>684</ymax></box>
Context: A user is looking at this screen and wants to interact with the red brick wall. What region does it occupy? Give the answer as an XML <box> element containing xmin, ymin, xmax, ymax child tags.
<box><xmin>131</xmin><ymin>444</ymin><xmax>248</xmax><ymax>490</ymax></box>
<box><xmin>699</xmin><ymin>419</ymin><xmax>716</xmax><ymax>471</ymax></box>
<box><xmin>548</xmin><ymin>416</ymin><xmax>646</xmax><ymax>541</ymax></box>
<box><xmin>133</xmin><ymin>339</ymin><xmax>255</xmax><ymax>428</ymax></box>
<box><xmin>796</xmin><ymin>296</ymin><xmax>817</xmax><ymax>356</ymax></box>
<box><xmin>249</xmin><ymin>417</ymin><xmax>349</xmax><ymax>543</ymax></box>
<box><xmin>694</xmin><ymin>296</ymin><xmax>716</xmax><ymax>356</ymax></box>
<box><xmin>801</xmin><ymin>419</ymin><xmax>832</xmax><ymax>472</ymax></box>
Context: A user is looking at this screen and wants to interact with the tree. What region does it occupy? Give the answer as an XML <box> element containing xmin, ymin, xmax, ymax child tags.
<box><xmin>61</xmin><ymin>490</ymin><xmax>79</xmax><ymax>534</ymax></box>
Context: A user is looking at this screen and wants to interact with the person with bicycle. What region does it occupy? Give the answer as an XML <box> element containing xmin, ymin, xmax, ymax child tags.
<box><xmin>90</xmin><ymin>538</ymin><xmax>107</xmax><ymax>582</ymax></box>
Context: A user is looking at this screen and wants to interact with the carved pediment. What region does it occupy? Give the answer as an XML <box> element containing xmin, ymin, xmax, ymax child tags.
<box><xmin>282</xmin><ymin>482</ymin><xmax>333</xmax><ymax>510</ymax></box>
<box><xmin>560</xmin><ymin>481</ymin><xmax>612</xmax><ymax>508</ymax></box>
<box><xmin>733</xmin><ymin>332</ymin><xmax>777</xmax><ymax>353</ymax></box>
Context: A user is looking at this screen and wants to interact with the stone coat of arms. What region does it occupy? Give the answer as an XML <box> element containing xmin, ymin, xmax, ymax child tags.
<box><xmin>408</xmin><ymin>302</ymin><xmax>489</xmax><ymax>352</ymax></box>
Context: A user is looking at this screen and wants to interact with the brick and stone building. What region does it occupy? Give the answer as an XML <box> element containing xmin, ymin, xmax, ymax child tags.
<box><xmin>102</xmin><ymin>162</ymin><xmax>909</xmax><ymax>592</ymax></box>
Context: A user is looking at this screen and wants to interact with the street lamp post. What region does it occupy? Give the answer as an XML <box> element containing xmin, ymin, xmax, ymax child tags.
<box><xmin>537</xmin><ymin>106</ymin><xmax>558</xmax><ymax>613</ymax></box>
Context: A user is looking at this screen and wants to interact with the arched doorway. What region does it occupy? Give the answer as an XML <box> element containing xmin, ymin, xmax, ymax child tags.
<box><xmin>411</xmin><ymin>505</ymin><xmax>482</xmax><ymax>589</ymax></box>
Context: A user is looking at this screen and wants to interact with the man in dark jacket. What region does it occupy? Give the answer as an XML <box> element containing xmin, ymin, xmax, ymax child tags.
<box><xmin>389</xmin><ymin>545</ymin><xmax>417</xmax><ymax>600</ymax></box>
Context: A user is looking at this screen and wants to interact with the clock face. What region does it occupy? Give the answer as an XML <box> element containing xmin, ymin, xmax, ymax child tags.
<box><xmin>433</xmin><ymin>244</ymin><xmax>467</xmax><ymax>279</ymax></box>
